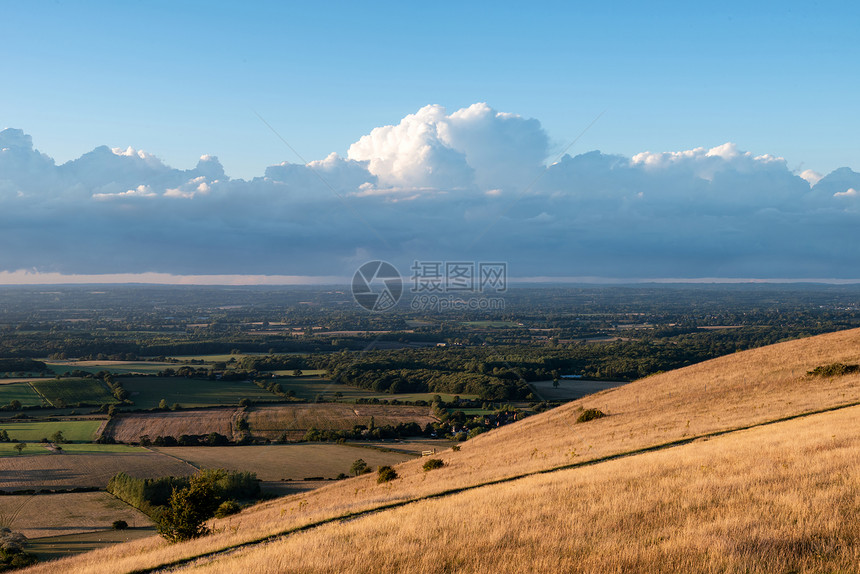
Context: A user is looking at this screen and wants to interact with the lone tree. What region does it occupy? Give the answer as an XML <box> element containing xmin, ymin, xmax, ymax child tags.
<box><xmin>50</xmin><ymin>430</ymin><xmax>65</xmax><ymax>444</ymax></box>
<box><xmin>349</xmin><ymin>459</ymin><xmax>369</xmax><ymax>476</ymax></box>
<box><xmin>13</xmin><ymin>442</ymin><xmax>25</xmax><ymax>455</ymax></box>
<box><xmin>292</xmin><ymin>369</ymin><xmax>302</xmax><ymax>377</ymax></box>
<box><xmin>158</xmin><ymin>472</ymin><xmax>223</xmax><ymax>542</ymax></box>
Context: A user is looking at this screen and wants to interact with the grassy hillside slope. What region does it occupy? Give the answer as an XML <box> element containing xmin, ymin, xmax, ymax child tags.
<box><xmin>21</xmin><ymin>327</ymin><xmax>860</xmax><ymax>573</ymax></box>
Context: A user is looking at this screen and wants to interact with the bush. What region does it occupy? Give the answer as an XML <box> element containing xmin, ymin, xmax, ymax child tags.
<box><xmin>806</xmin><ymin>363</ymin><xmax>860</xmax><ymax>377</ymax></box>
<box><xmin>576</xmin><ymin>408</ymin><xmax>607</xmax><ymax>423</ymax></box>
<box><xmin>0</xmin><ymin>529</ymin><xmax>37</xmax><ymax>569</ymax></box>
<box><xmin>213</xmin><ymin>500</ymin><xmax>241</xmax><ymax>518</ymax></box>
<box><xmin>422</xmin><ymin>458</ymin><xmax>445</xmax><ymax>471</ymax></box>
<box><xmin>112</xmin><ymin>520</ymin><xmax>129</xmax><ymax>530</ymax></box>
<box><xmin>377</xmin><ymin>466</ymin><xmax>398</xmax><ymax>483</ymax></box>
<box><xmin>349</xmin><ymin>459</ymin><xmax>370</xmax><ymax>477</ymax></box>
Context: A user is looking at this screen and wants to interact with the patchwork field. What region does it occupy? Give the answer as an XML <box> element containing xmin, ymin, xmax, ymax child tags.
<box><xmin>104</xmin><ymin>409</ymin><xmax>239</xmax><ymax>443</ymax></box>
<box><xmin>117</xmin><ymin>377</ymin><xmax>279</xmax><ymax>410</ymax></box>
<box><xmin>30</xmin><ymin>379</ymin><xmax>118</xmax><ymax>407</ymax></box>
<box><xmin>0</xmin><ymin>451</ymin><xmax>195</xmax><ymax>490</ymax></box>
<box><xmin>0</xmin><ymin>382</ymin><xmax>45</xmax><ymax>407</ymax></box>
<box><xmin>0</xmin><ymin>420</ymin><xmax>103</xmax><ymax>443</ymax></box>
<box><xmin>151</xmin><ymin>444</ymin><xmax>416</xmax><ymax>481</ymax></box>
<box><xmin>0</xmin><ymin>492</ymin><xmax>151</xmax><ymax>538</ymax></box>
<box><xmin>246</xmin><ymin>403</ymin><xmax>437</xmax><ymax>440</ymax></box>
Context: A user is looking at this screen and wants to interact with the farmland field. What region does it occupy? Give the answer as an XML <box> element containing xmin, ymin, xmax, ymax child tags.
<box><xmin>246</xmin><ymin>403</ymin><xmax>437</xmax><ymax>440</ymax></box>
<box><xmin>267</xmin><ymin>369</ymin><xmax>326</xmax><ymax>377</ymax></box>
<box><xmin>52</xmin><ymin>443</ymin><xmax>146</xmax><ymax>454</ymax></box>
<box><xmin>30</xmin><ymin>378</ymin><xmax>118</xmax><ymax>407</ymax></box>
<box><xmin>461</xmin><ymin>320</ymin><xmax>521</xmax><ymax>327</ymax></box>
<box><xmin>269</xmin><ymin>375</ymin><xmax>377</xmax><ymax>401</ymax></box>
<box><xmin>271</xmin><ymin>375</ymin><xmax>478</xmax><ymax>403</ymax></box>
<box><xmin>0</xmin><ymin>420</ymin><xmax>102</xmax><ymax>443</ymax></box>
<box><xmin>167</xmin><ymin>353</ymin><xmax>269</xmax><ymax>363</ymax></box>
<box><xmin>117</xmin><ymin>377</ymin><xmax>280</xmax><ymax>410</ymax></box>
<box><xmin>104</xmin><ymin>409</ymin><xmax>239</xmax><ymax>443</ymax></box>
<box><xmin>0</xmin><ymin>442</ymin><xmax>50</xmax><ymax>456</ymax></box>
<box><xmin>0</xmin><ymin>382</ymin><xmax>44</xmax><ymax>406</ymax></box>
<box><xmin>0</xmin><ymin>451</ymin><xmax>195</xmax><ymax>490</ymax></box>
<box><xmin>28</xmin><ymin>527</ymin><xmax>156</xmax><ymax>562</ymax></box>
<box><xmin>354</xmin><ymin>438</ymin><xmax>456</xmax><ymax>455</ymax></box>
<box><xmin>45</xmin><ymin>360</ymin><xmax>175</xmax><ymax>376</ymax></box>
<box><xmin>151</xmin><ymin>444</ymin><xmax>416</xmax><ymax>481</ymax></box>
<box><xmin>0</xmin><ymin>492</ymin><xmax>152</xmax><ymax>538</ymax></box>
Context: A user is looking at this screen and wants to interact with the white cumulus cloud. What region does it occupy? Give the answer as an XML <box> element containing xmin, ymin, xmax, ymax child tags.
<box><xmin>347</xmin><ymin>103</ymin><xmax>547</xmax><ymax>192</ymax></box>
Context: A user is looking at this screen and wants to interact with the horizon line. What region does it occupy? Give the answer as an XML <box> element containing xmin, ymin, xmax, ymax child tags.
<box><xmin>2</xmin><ymin>270</ymin><xmax>860</xmax><ymax>286</ymax></box>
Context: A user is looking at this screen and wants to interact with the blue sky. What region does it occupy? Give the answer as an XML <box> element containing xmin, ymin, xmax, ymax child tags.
<box><xmin>3</xmin><ymin>1</ymin><xmax>858</xmax><ymax>179</ymax></box>
<box><xmin>2</xmin><ymin>1</ymin><xmax>860</xmax><ymax>282</ymax></box>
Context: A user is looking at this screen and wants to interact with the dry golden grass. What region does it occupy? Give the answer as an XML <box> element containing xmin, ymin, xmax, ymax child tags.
<box><xmin>182</xmin><ymin>405</ymin><xmax>860</xmax><ymax>573</ymax></box>
<box><xmin>19</xmin><ymin>327</ymin><xmax>860</xmax><ymax>574</ymax></box>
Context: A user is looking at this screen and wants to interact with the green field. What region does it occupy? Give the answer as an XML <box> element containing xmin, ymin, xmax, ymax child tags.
<box><xmin>45</xmin><ymin>361</ymin><xmax>173</xmax><ymax>376</ymax></box>
<box><xmin>166</xmin><ymin>353</ymin><xmax>269</xmax><ymax>363</ymax></box>
<box><xmin>272</xmin><ymin>376</ymin><xmax>477</xmax><ymax>403</ymax></box>
<box><xmin>461</xmin><ymin>320</ymin><xmax>521</xmax><ymax>327</ymax></box>
<box><xmin>31</xmin><ymin>379</ymin><xmax>118</xmax><ymax>407</ymax></box>
<box><xmin>0</xmin><ymin>442</ymin><xmax>50</xmax><ymax>456</ymax></box>
<box><xmin>118</xmin><ymin>377</ymin><xmax>281</xmax><ymax>409</ymax></box>
<box><xmin>0</xmin><ymin>382</ymin><xmax>45</xmax><ymax>407</ymax></box>
<box><xmin>0</xmin><ymin>442</ymin><xmax>139</xmax><ymax>456</ymax></box>
<box><xmin>55</xmin><ymin>443</ymin><xmax>145</xmax><ymax>454</ymax></box>
<box><xmin>0</xmin><ymin>420</ymin><xmax>102</xmax><ymax>444</ymax></box>
<box><xmin>269</xmin><ymin>369</ymin><xmax>327</xmax><ymax>377</ymax></box>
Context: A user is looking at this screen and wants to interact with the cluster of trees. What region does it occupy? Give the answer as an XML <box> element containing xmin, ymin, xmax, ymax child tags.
<box><xmin>0</xmin><ymin>358</ymin><xmax>48</xmax><ymax>374</ymax></box>
<box><xmin>107</xmin><ymin>468</ymin><xmax>260</xmax><ymax>532</ymax></box>
<box><xmin>136</xmin><ymin>432</ymin><xmax>234</xmax><ymax>447</ymax></box>
<box><xmin>301</xmin><ymin>421</ymin><xmax>425</xmax><ymax>443</ymax></box>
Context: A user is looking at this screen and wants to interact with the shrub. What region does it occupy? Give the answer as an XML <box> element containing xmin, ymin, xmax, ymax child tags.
<box><xmin>451</xmin><ymin>445</ymin><xmax>460</xmax><ymax>452</ymax></box>
<box><xmin>377</xmin><ymin>466</ymin><xmax>398</xmax><ymax>483</ymax></box>
<box><xmin>112</xmin><ymin>520</ymin><xmax>129</xmax><ymax>530</ymax></box>
<box><xmin>576</xmin><ymin>408</ymin><xmax>607</xmax><ymax>423</ymax></box>
<box><xmin>806</xmin><ymin>363</ymin><xmax>860</xmax><ymax>377</ymax></box>
<box><xmin>213</xmin><ymin>500</ymin><xmax>241</xmax><ymax>518</ymax></box>
<box><xmin>349</xmin><ymin>459</ymin><xmax>370</xmax><ymax>477</ymax></box>
<box><xmin>422</xmin><ymin>458</ymin><xmax>445</xmax><ymax>471</ymax></box>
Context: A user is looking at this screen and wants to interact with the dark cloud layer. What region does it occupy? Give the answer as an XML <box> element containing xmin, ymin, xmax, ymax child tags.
<box><xmin>1</xmin><ymin>104</ymin><xmax>859</xmax><ymax>279</ymax></box>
